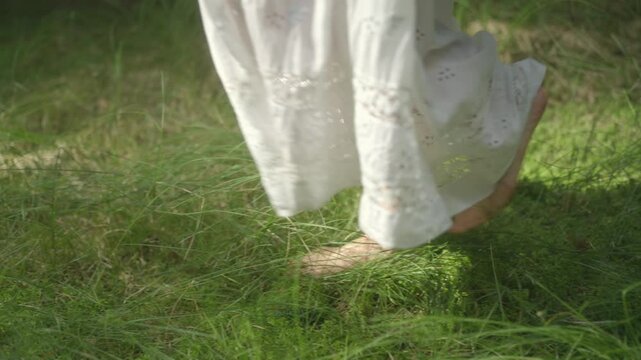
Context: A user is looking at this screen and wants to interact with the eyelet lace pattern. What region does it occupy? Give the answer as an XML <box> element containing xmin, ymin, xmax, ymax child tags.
<box><xmin>199</xmin><ymin>0</ymin><xmax>546</xmax><ymax>249</ymax></box>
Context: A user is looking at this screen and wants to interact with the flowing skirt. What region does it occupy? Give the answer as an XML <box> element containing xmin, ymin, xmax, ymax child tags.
<box><xmin>198</xmin><ymin>0</ymin><xmax>546</xmax><ymax>249</ymax></box>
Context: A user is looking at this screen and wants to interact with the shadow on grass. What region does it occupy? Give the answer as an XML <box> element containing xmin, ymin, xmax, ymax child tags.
<box><xmin>214</xmin><ymin>179</ymin><xmax>639</xmax><ymax>358</ymax></box>
<box><xmin>274</xmin><ymin>179</ymin><xmax>640</xmax><ymax>320</ymax></box>
<box><xmin>442</xmin><ymin>179</ymin><xmax>641</xmax><ymax>324</ymax></box>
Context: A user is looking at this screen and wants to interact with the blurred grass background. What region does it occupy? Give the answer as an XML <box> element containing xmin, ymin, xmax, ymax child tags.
<box><xmin>0</xmin><ymin>0</ymin><xmax>640</xmax><ymax>358</ymax></box>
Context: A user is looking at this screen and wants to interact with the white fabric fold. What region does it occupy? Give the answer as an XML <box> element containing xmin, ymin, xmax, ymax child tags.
<box><xmin>199</xmin><ymin>0</ymin><xmax>546</xmax><ymax>249</ymax></box>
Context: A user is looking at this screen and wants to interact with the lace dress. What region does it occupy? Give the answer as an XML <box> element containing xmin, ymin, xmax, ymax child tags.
<box><xmin>198</xmin><ymin>0</ymin><xmax>546</xmax><ymax>249</ymax></box>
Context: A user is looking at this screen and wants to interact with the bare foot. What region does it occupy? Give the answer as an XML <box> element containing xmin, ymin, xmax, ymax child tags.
<box><xmin>300</xmin><ymin>237</ymin><xmax>393</xmax><ymax>276</ymax></box>
<box><xmin>449</xmin><ymin>88</ymin><xmax>548</xmax><ymax>233</ymax></box>
<box><xmin>299</xmin><ymin>88</ymin><xmax>548</xmax><ymax>276</ymax></box>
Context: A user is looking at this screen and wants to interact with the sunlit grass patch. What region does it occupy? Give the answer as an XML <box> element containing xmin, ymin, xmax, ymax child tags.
<box><xmin>0</xmin><ymin>0</ymin><xmax>640</xmax><ymax>358</ymax></box>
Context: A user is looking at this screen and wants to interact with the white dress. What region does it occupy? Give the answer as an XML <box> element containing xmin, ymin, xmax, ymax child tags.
<box><xmin>198</xmin><ymin>0</ymin><xmax>546</xmax><ymax>249</ymax></box>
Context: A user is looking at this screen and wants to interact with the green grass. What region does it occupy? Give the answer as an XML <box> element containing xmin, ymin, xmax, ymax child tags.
<box><xmin>1</xmin><ymin>0</ymin><xmax>640</xmax><ymax>358</ymax></box>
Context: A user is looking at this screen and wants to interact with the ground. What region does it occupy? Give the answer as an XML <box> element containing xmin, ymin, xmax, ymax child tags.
<box><xmin>1</xmin><ymin>0</ymin><xmax>640</xmax><ymax>358</ymax></box>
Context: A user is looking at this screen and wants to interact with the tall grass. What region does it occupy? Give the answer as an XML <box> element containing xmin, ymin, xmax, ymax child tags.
<box><xmin>1</xmin><ymin>0</ymin><xmax>640</xmax><ymax>358</ymax></box>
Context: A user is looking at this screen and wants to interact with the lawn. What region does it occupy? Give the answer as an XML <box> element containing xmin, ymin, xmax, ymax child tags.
<box><xmin>1</xmin><ymin>0</ymin><xmax>640</xmax><ymax>358</ymax></box>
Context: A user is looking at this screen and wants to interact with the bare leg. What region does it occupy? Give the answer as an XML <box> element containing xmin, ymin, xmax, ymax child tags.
<box><xmin>449</xmin><ymin>88</ymin><xmax>548</xmax><ymax>233</ymax></box>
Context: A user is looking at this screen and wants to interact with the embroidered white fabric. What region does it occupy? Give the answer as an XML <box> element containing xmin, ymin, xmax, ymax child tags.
<box><xmin>198</xmin><ymin>0</ymin><xmax>546</xmax><ymax>249</ymax></box>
